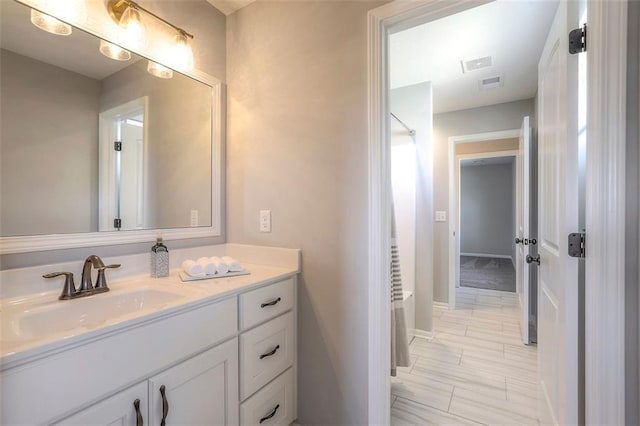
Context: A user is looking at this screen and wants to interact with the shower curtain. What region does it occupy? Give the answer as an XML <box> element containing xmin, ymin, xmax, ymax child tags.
<box><xmin>390</xmin><ymin>205</ymin><xmax>411</xmax><ymax>376</ymax></box>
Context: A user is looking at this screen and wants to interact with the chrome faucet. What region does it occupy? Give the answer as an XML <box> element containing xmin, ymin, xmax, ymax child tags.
<box><xmin>43</xmin><ymin>255</ymin><xmax>121</xmax><ymax>300</ymax></box>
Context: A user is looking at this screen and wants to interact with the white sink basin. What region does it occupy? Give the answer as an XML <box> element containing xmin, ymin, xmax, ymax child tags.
<box><xmin>5</xmin><ymin>287</ymin><xmax>185</xmax><ymax>341</ymax></box>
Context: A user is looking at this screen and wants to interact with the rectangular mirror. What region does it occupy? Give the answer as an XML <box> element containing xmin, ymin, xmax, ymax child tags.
<box><xmin>0</xmin><ymin>0</ymin><xmax>221</xmax><ymax>253</ymax></box>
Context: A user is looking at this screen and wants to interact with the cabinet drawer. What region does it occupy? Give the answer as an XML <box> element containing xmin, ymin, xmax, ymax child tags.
<box><xmin>240</xmin><ymin>278</ymin><xmax>294</xmax><ymax>330</ymax></box>
<box><xmin>240</xmin><ymin>312</ymin><xmax>294</xmax><ymax>400</ymax></box>
<box><xmin>240</xmin><ymin>368</ymin><xmax>294</xmax><ymax>426</ymax></box>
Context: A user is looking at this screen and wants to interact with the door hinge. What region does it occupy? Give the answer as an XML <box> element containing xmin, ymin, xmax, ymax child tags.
<box><xmin>114</xmin><ymin>141</ymin><xmax>122</xmax><ymax>151</ymax></box>
<box><xmin>568</xmin><ymin>232</ymin><xmax>585</xmax><ymax>258</ymax></box>
<box><xmin>113</xmin><ymin>218</ymin><xmax>122</xmax><ymax>229</ymax></box>
<box><xmin>569</xmin><ymin>24</ymin><xmax>587</xmax><ymax>54</ymax></box>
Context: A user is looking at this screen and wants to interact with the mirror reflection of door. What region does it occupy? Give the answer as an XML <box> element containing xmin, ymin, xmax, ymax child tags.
<box><xmin>99</xmin><ymin>97</ymin><xmax>148</xmax><ymax>231</ymax></box>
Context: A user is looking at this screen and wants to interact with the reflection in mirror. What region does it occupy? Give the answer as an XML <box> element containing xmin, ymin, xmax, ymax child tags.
<box><xmin>0</xmin><ymin>0</ymin><xmax>213</xmax><ymax>237</ymax></box>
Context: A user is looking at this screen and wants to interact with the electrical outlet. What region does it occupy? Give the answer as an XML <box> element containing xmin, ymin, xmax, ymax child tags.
<box><xmin>190</xmin><ymin>210</ymin><xmax>199</xmax><ymax>227</ymax></box>
<box><xmin>259</xmin><ymin>210</ymin><xmax>271</xmax><ymax>232</ymax></box>
<box><xmin>435</xmin><ymin>211</ymin><xmax>447</xmax><ymax>222</ymax></box>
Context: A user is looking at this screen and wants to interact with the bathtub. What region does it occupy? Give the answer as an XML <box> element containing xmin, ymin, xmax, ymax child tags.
<box><xmin>402</xmin><ymin>290</ymin><xmax>415</xmax><ymax>342</ymax></box>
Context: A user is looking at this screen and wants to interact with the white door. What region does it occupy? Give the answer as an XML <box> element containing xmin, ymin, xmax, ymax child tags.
<box><xmin>536</xmin><ymin>1</ymin><xmax>580</xmax><ymax>425</ymax></box>
<box><xmin>148</xmin><ymin>339</ymin><xmax>239</xmax><ymax>425</ymax></box>
<box><xmin>517</xmin><ymin>116</ymin><xmax>532</xmax><ymax>344</ymax></box>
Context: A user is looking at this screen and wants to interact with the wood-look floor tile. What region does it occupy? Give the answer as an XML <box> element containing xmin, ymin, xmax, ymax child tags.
<box><xmin>391</xmin><ymin>397</ymin><xmax>485</xmax><ymax>426</ymax></box>
<box><xmin>391</xmin><ymin>370</ymin><xmax>454</xmax><ymax>411</ymax></box>
<box><xmin>432</xmin><ymin>332</ymin><xmax>505</xmax><ymax>352</ymax></box>
<box><xmin>466</xmin><ymin>328</ymin><xmax>523</xmax><ymax>346</ymax></box>
<box><xmin>449</xmin><ymin>387</ymin><xmax>538</xmax><ymax>425</ymax></box>
<box><xmin>507</xmin><ymin>376</ymin><xmax>539</xmax><ymax>400</ymax></box>
<box><xmin>411</xmin><ymin>357</ymin><xmax>507</xmax><ymax>395</ymax></box>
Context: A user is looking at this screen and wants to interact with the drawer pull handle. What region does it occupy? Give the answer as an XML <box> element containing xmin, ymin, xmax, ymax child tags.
<box><xmin>133</xmin><ymin>398</ymin><xmax>144</xmax><ymax>426</ymax></box>
<box><xmin>261</xmin><ymin>297</ymin><xmax>282</xmax><ymax>308</ymax></box>
<box><xmin>160</xmin><ymin>385</ymin><xmax>169</xmax><ymax>426</ymax></box>
<box><xmin>259</xmin><ymin>345</ymin><xmax>280</xmax><ymax>360</ymax></box>
<box><xmin>259</xmin><ymin>404</ymin><xmax>280</xmax><ymax>424</ymax></box>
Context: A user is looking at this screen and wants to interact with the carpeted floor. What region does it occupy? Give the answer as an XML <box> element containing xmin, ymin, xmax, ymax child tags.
<box><xmin>460</xmin><ymin>256</ymin><xmax>516</xmax><ymax>292</ymax></box>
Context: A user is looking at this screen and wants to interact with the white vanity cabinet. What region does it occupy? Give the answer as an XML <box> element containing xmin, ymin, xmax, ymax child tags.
<box><xmin>56</xmin><ymin>339</ymin><xmax>239</xmax><ymax>426</ymax></box>
<box><xmin>54</xmin><ymin>382</ymin><xmax>149</xmax><ymax>426</ymax></box>
<box><xmin>2</xmin><ymin>273</ymin><xmax>297</xmax><ymax>426</ymax></box>
<box><xmin>238</xmin><ymin>278</ymin><xmax>296</xmax><ymax>426</ymax></box>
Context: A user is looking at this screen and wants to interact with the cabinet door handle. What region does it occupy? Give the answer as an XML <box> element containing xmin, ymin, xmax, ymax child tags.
<box><xmin>259</xmin><ymin>345</ymin><xmax>280</xmax><ymax>360</ymax></box>
<box><xmin>159</xmin><ymin>385</ymin><xmax>169</xmax><ymax>426</ymax></box>
<box><xmin>261</xmin><ymin>297</ymin><xmax>281</xmax><ymax>308</ymax></box>
<box><xmin>133</xmin><ymin>399</ymin><xmax>143</xmax><ymax>426</ymax></box>
<box><xmin>259</xmin><ymin>404</ymin><xmax>280</xmax><ymax>424</ymax></box>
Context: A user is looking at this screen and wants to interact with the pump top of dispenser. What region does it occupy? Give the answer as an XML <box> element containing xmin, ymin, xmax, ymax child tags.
<box><xmin>152</xmin><ymin>237</ymin><xmax>168</xmax><ymax>253</ymax></box>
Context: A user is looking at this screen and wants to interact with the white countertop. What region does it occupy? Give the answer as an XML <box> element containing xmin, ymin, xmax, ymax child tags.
<box><xmin>0</xmin><ymin>244</ymin><xmax>300</xmax><ymax>369</ymax></box>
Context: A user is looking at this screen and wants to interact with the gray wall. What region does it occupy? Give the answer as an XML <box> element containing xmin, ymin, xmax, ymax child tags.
<box><xmin>390</xmin><ymin>83</ymin><xmax>434</xmax><ymax>334</ymax></box>
<box><xmin>226</xmin><ymin>2</ymin><xmax>383</xmax><ymax>424</ymax></box>
<box><xmin>460</xmin><ymin>162</ymin><xmax>514</xmax><ymax>257</ymax></box>
<box><xmin>433</xmin><ymin>98</ymin><xmax>535</xmax><ymax>302</ymax></box>
<box><xmin>0</xmin><ymin>0</ymin><xmax>227</xmax><ymax>270</ymax></box>
<box><xmin>0</xmin><ymin>49</ymin><xmax>100</xmax><ymax>236</ymax></box>
<box><xmin>100</xmin><ymin>60</ymin><xmax>212</xmax><ymax>229</ymax></box>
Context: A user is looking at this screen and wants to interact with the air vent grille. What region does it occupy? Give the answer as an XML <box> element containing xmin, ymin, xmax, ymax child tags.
<box><xmin>461</xmin><ymin>56</ymin><xmax>492</xmax><ymax>73</ymax></box>
<box><xmin>479</xmin><ymin>75</ymin><xmax>503</xmax><ymax>90</ymax></box>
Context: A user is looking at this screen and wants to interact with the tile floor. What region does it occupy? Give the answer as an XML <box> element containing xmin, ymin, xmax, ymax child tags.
<box><xmin>391</xmin><ymin>287</ymin><xmax>538</xmax><ymax>425</ymax></box>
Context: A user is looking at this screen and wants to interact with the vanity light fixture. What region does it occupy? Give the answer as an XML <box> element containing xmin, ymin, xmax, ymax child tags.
<box><xmin>99</xmin><ymin>39</ymin><xmax>132</xmax><ymax>61</ymax></box>
<box><xmin>30</xmin><ymin>9</ymin><xmax>72</xmax><ymax>35</ymax></box>
<box><xmin>107</xmin><ymin>0</ymin><xmax>195</xmax><ymax>71</ymax></box>
<box><xmin>147</xmin><ymin>61</ymin><xmax>173</xmax><ymax>79</ymax></box>
<box><xmin>29</xmin><ymin>0</ymin><xmax>88</xmax><ymax>36</ymax></box>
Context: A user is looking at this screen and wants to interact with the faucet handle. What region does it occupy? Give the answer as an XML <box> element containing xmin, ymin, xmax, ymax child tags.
<box><xmin>43</xmin><ymin>272</ymin><xmax>76</xmax><ymax>300</ymax></box>
<box><xmin>94</xmin><ymin>264</ymin><xmax>121</xmax><ymax>291</ymax></box>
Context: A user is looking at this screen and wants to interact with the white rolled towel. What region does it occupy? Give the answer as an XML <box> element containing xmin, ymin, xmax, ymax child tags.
<box><xmin>210</xmin><ymin>256</ymin><xmax>229</xmax><ymax>275</ymax></box>
<box><xmin>222</xmin><ymin>256</ymin><xmax>243</xmax><ymax>272</ymax></box>
<box><xmin>197</xmin><ymin>257</ymin><xmax>217</xmax><ymax>275</ymax></box>
<box><xmin>182</xmin><ymin>259</ymin><xmax>205</xmax><ymax>277</ymax></box>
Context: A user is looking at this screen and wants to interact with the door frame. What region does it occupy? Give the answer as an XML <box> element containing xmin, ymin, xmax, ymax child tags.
<box><xmin>447</xmin><ymin>130</ymin><xmax>520</xmax><ymax>309</ymax></box>
<box><xmin>367</xmin><ymin>1</ymin><xmax>629</xmax><ymax>425</ymax></box>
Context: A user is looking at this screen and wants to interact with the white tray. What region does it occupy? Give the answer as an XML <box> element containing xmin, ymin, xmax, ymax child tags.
<box><xmin>179</xmin><ymin>270</ymin><xmax>250</xmax><ymax>282</ymax></box>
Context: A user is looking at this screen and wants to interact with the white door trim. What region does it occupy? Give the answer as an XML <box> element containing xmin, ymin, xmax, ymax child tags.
<box><xmin>585</xmin><ymin>0</ymin><xmax>628</xmax><ymax>424</ymax></box>
<box><xmin>448</xmin><ymin>132</ymin><xmax>519</xmax><ymax>308</ymax></box>
<box><xmin>367</xmin><ymin>1</ymin><xmax>489</xmax><ymax>424</ymax></box>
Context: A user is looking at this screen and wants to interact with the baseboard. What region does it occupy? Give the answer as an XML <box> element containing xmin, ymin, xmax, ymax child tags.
<box><xmin>433</xmin><ymin>301</ymin><xmax>449</xmax><ymax>309</ymax></box>
<box><xmin>412</xmin><ymin>328</ymin><xmax>434</xmax><ymax>340</ymax></box>
<box><xmin>461</xmin><ymin>252</ymin><xmax>512</xmax><ymax>259</ymax></box>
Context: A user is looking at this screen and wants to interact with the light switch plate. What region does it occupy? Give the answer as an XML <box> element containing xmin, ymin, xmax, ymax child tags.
<box><xmin>435</xmin><ymin>211</ymin><xmax>447</xmax><ymax>222</ymax></box>
<box><xmin>259</xmin><ymin>210</ymin><xmax>271</xmax><ymax>232</ymax></box>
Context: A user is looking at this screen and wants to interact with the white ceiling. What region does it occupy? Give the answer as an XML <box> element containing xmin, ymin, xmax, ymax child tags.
<box><xmin>205</xmin><ymin>0</ymin><xmax>256</xmax><ymax>16</ymax></box>
<box><xmin>390</xmin><ymin>0</ymin><xmax>558</xmax><ymax>114</ymax></box>
<box><xmin>0</xmin><ymin>1</ymin><xmax>139</xmax><ymax>80</ymax></box>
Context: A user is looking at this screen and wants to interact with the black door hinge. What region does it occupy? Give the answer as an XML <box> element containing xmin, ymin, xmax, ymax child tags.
<box><xmin>114</xmin><ymin>141</ymin><xmax>122</xmax><ymax>151</ymax></box>
<box><xmin>569</xmin><ymin>24</ymin><xmax>587</xmax><ymax>54</ymax></box>
<box><xmin>568</xmin><ymin>232</ymin><xmax>585</xmax><ymax>258</ymax></box>
<box><xmin>114</xmin><ymin>218</ymin><xmax>122</xmax><ymax>229</ymax></box>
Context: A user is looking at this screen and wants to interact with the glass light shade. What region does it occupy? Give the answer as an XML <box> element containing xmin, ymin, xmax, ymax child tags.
<box><xmin>30</xmin><ymin>9</ymin><xmax>72</xmax><ymax>36</ymax></box>
<box><xmin>171</xmin><ymin>32</ymin><xmax>194</xmax><ymax>72</ymax></box>
<box><xmin>147</xmin><ymin>61</ymin><xmax>173</xmax><ymax>79</ymax></box>
<box><xmin>118</xmin><ymin>6</ymin><xmax>147</xmax><ymax>48</ymax></box>
<box><xmin>99</xmin><ymin>40</ymin><xmax>131</xmax><ymax>61</ymax></box>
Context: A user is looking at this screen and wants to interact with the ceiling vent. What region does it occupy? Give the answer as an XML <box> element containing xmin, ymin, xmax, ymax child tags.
<box><xmin>461</xmin><ymin>55</ymin><xmax>492</xmax><ymax>73</ymax></box>
<box><xmin>478</xmin><ymin>75</ymin><xmax>503</xmax><ymax>90</ymax></box>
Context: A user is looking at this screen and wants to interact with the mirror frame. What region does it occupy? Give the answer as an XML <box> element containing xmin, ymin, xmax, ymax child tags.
<box><xmin>1</xmin><ymin>0</ymin><xmax>222</xmax><ymax>254</ymax></box>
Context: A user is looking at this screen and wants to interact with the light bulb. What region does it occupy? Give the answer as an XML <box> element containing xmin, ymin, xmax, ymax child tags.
<box><xmin>119</xmin><ymin>5</ymin><xmax>146</xmax><ymax>48</ymax></box>
<box><xmin>171</xmin><ymin>32</ymin><xmax>194</xmax><ymax>72</ymax></box>
<box><xmin>30</xmin><ymin>9</ymin><xmax>72</xmax><ymax>36</ymax></box>
<box><xmin>99</xmin><ymin>40</ymin><xmax>131</xmax><ymax>61</ymax></box>
<box><xmin>147</xmin><ymin>61</ymin><xmax>173</xmax><ymax>79</ymax></box>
